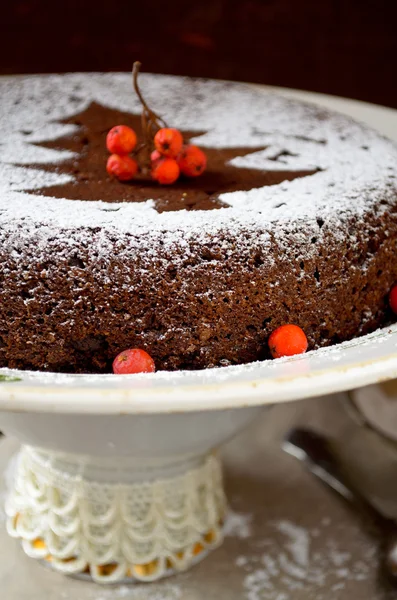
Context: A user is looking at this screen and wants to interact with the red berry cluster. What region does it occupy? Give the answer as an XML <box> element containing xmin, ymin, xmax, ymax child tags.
<box><xmin>106</xmin><ymin>129</ymin><xmax>138</xmax><ymax>181</ymax></box>
<box><xmin>152</xmin><ymin>131</ymin><xmax>207</xmax><ymax>184</ymax></box>
<box><xmin>106</xmin><ymin>63</ymin><xmax>207</xmax><ymax>185</ymax></box>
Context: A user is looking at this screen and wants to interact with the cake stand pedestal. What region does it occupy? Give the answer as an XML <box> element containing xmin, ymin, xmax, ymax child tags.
<box><xmin>2</xmin><ymin>392</ymin><xmax>397</xmax><ymax>600</ymax></box>
<box><xmin>5</xmin><ymin>445</ymin><xmax>225</xmax><ymax>584</ymax></box>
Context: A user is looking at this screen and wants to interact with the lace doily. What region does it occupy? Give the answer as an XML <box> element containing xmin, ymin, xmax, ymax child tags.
<box><xmin>6</xmin><ymin>446</ymin><xmax>226</xmax><ymax>583</ymax></box>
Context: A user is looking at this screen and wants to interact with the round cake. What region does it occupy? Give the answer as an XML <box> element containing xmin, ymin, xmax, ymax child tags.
<box><xmin>0</xmin><ymin>73</ymin><xmax>397</xmax><ymax>373</ymax></box>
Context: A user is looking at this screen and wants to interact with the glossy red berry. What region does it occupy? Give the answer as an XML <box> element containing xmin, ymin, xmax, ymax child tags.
<box><xmin>106</xmin><ymin>125</ymin><xmax>137</xmax><ymax>155</ymax></box>
<box><xmin>106</xmin><ymin>154</ymin><xmax>138</xmax><ymax>181</ymax></box>
<box><xmin>113</xmin><ymin>348</ymin><xmax>155</xmax><ymax>374</ymax></box>
<box><xmin>154</xmin><ymin>128</ymin><xmax>183</xmax><ymax>158</ymax></box>
<box><xmin>177</xmin><ymin>145</ymin><xmax>207</xmax><ymax>177</ymax></box>
<box><xmin>151</xmin><ymin>149</ymin><xmax>162</xmax><ymax>163</ymax></box>
<box><xmin>268</xmin><ymin>325</ymin><xmax>308</xmax><ymax>359</ymax></box>
<box><xmin>152</xmin><ymin>157</ymin><xmax>180</xmax><ymax>185</ymax></box>
<box><xmin>389</xmin><ymin>285</ymin><xmax>397</xmax><ymax>314</ymax></box>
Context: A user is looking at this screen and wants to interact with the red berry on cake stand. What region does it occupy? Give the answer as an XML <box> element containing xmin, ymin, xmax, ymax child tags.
<box><xmin>106</xmin><ymin>125</ymin><xmax>137</xmax><ymax>155</ymax></box>
<box><xmin>154</xmin><ymin>128</ymin><xmax>183</xmax><ymax>158</ymax></box>
<box><xmin>389</xmin><ymin>285</ymin><xmax>397</xmax><ymax>314</ymax></box>
<box><xmin>178</xmin><ymin>145</ymin><xmax>207</xmax><ymax>177</ymax></box>
<box><xmin>113</xmin><ymin>348</ymin><xmax>155</xmax><ymax>374</ymax></box>
<box><xmin>268</xmin><ymin>324</ymin><xmax>308</xmax><ymax>359</ymax></box>
<box><xmin>106</xmin><ymin>154</ymin><xmax>138</xmax><ymax>181</ymax></box>
<box><xmin>152</xmin><ymin>157</ymin><xmax>180</xmax><ymax>185</ymax></box>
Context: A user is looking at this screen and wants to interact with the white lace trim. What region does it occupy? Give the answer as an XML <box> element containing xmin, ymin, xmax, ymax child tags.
<box><xmin>5</xmin><ymin>447</ymin><xmax>226</xmax><ymax>583</ymax></box>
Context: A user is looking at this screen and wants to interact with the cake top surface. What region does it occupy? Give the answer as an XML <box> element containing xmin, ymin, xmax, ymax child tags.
<box><xmin>0</xmin><ymin>72</ymin><xmax>397</xmax><ymax>257</ymax></box>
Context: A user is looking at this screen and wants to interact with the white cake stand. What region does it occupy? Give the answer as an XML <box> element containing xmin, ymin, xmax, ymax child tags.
<box><xmin>0</xmin><ymin>87</ymin><xmax>396</xmax><ymax>585</ymax></box>
<box><xmin>1</xmin><ymin>324</ymin><xmax>397</xmax><ymax>583</ymax></box>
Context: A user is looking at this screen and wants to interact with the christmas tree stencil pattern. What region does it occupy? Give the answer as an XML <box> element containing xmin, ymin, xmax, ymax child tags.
<box><xmin>25</xmin><ymin>102</ymin><xmax>320</xmax><ymax>213</ymax></box>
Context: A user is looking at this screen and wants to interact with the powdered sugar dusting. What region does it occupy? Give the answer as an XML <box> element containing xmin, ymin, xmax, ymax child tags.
<box><xmin>224</xmin><ymin>508</ymin><xmax>253</xmax><ymax>539</ymax></box>
<box><xmin>275</xmin><ymin>521</ymin><xmax>310</xmax><ymax>568</ymax></box>
<box><xmin>94</xmin><ymin>583</ymin><xmax>182</xmax><ymax>600</ymax></box>
<box><xmin>238</xmin><ymin>519</ymin><xmax>378</xmax><ymax>600</ymax></box>
<box><xmin>0</xmin><ymin>73</ymin><xmax>396</xmax><ymax>270</ymax></box>
<box><xmin>58</xmin><ymin>582</ymin><xmax>182</xmax><ymax>600</ymax></box>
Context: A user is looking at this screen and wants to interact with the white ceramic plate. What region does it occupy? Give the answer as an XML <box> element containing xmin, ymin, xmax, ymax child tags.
<box><xmin>0</xmin><ymin>86</ymin><xmax>396</xmax><ymax>415</ymax></box>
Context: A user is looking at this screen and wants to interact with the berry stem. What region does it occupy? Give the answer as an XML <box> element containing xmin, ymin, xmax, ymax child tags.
<box><xmin>132</xmin><ymin>62</ymin><xmax>168</xmax><ymax>130</ymax></box>
<box><xmin>132</xmin><ymin>61</ymin><xmax>169</xmax><ymax>173</ymax></box>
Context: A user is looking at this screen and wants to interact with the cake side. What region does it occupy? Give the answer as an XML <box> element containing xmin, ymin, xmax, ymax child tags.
<box><xmin>1</xmin><ymin>203</ymin><xmax>396</xmax><ymax>372</ymax></box>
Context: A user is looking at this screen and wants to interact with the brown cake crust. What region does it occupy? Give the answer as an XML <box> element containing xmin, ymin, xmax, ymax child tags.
<box><xmin>0</xmin><ymin>73</ymin><xmax>397</xmax><ymax>373</ymax></box>
<box><xmin>1</xmin><ymin>205</ymin><xmax>396</xmax><ymax>373</ymax></box>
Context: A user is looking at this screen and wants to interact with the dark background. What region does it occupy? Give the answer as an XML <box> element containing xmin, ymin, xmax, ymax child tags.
<box><xmin>1</xmin><ymin>0</ymin><xmax>396</xmax><ymax>108</ymax></box>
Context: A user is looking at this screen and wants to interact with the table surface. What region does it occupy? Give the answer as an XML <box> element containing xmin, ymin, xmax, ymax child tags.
<box><xmin>1</xmin><ymin>393</ymin><xmax>397</xmax><ymax>600</ymax></box>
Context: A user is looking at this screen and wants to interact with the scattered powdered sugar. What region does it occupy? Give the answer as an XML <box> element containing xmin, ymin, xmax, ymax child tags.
<box><xmin>237</xmin><ymin>519</ymin><xmax>378</xmax><ymax>600</ymax></box>
<box><xmin>58</xmin><ymin>582</ymin><xmax>182</xmax><ymax>600</ymax></box>
<box><xmin>94</xmin><ymin>583</ymin><xmax>182</xmax><ymax>600</ymax></box>
<box><xmin>275</xmin><ymin>521</ymin><xmax>310</xmax><ymax>568</ymax></box>
<box><xmin>0</xmin><ymin>73</ymin><xmax>396</xmax><ymax>270</ymax></box>
<box><xmin>224</xmin><ymin>508</ymin><xmax>253</xmax><ymax>539</ymax></box>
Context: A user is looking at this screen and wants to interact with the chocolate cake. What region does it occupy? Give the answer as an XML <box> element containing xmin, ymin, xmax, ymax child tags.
<box><xmin>0</xmin><ymin>73</ymin><xmax>397</xmax><ymax>373</ymax></box>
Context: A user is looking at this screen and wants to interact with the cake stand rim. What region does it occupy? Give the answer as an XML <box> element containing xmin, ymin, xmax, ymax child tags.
<box><xmin>0</xmin><ymin>324</ymin><xmax>396</xmax><ymax>414</ymax></box>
